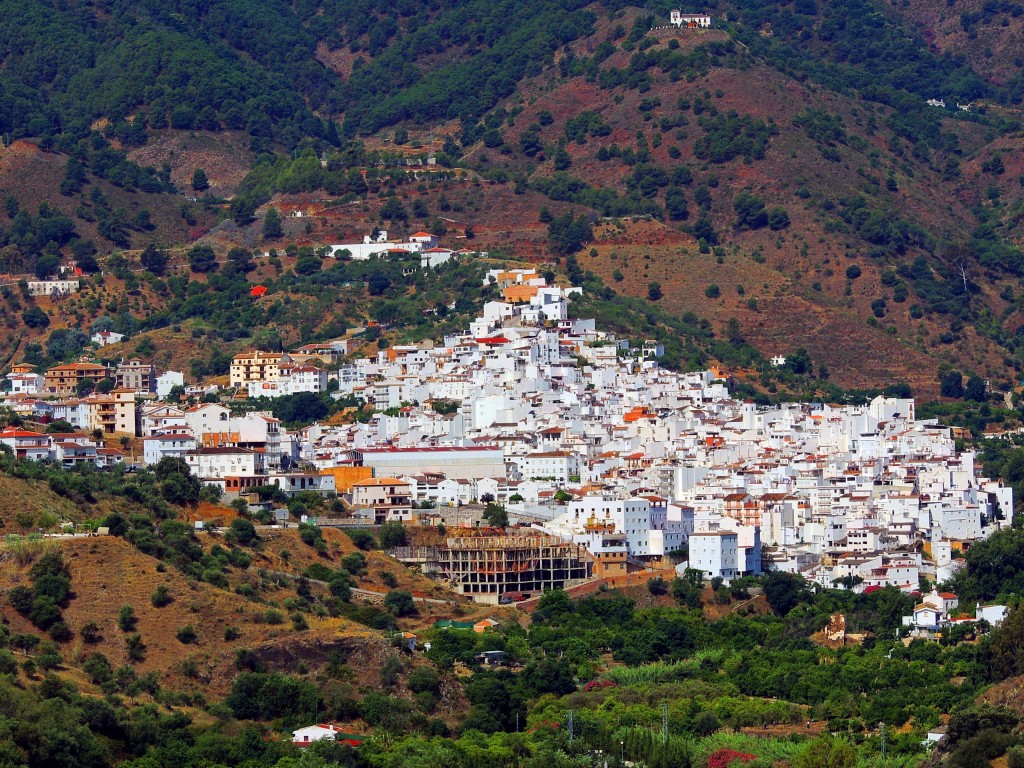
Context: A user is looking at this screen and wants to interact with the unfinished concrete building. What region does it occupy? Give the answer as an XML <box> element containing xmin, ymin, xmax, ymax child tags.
<box><xmin>440</xmin><ymin>534</ymin><xmax>593</xmax><ymax>603</ymax></box>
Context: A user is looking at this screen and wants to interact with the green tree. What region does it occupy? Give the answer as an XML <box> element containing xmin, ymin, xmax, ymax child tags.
<box><xmin>191</xmin><ymin>168</ymin><xmax>209</xmax><ymax>192</ymax></box>
<box><xmin>483</xmin><ymin>503</ymin><xmax>509</xmax><ymax>528</ymax></box>
<box><xmin>226</xmin><ymin>247</ymin><xmax>255</xmax><ymax>275</ymax></box>
<box><xmin>272</xmin><ymin>392</ymin><xmax>329</xmax><ymax>426</ymax></box>
<box><xmin>262</xmin><ymin>207</ymin><xmax>283</xmax><ymax>240</ymax></box>
<box><xmin>548</xmin><ymin>214</ymin><xmax>592</xmax><ymax>256</ymax></box>
<box><xmin>664</xmin><ymin>186</ymin><xmax>689</xmax><ymax>220</ymax></box>
<box><xmin>764</xmin><ymin>571</ymin><xmax>808</xmax><ymax>615</ymax></box>
<box><xmin>768</xmin><ymin>207</ymin><xmax>790</xmax><ymax>230</ymax></box>
<box><xmin>733</xmin><ymin>192</ymin><xmax>768</xmax><ymax>229</ymax></box>
<box><xmin>384</xmin><ymin>590</ymin><xmax>416</xmax><ymax>617</ymax></box>
<box><xmin>150</xmin><ymin>584</ymin><xmax>172</xmax><ymax>608</ymax></box>
<box><xmin>965</xmin><ymin>375</ymin><xmax>987</xmax><ymax>402</ymax></box>
<box><xmin>379</xmin><ymin>521</ymin><xmax>409</xmax><ymax>549</ymax></box>
<box><xmin>230</xmin><ymin>518</ymin><xmax>258</xmax><ymax>545</ymax></box>
<box><xmin>139</xmin><ymin>244</ymin><xmax>168</xmax><ymax>275</ymax></box>
<box><xmin>940</xmin><ymin>369</ymin><xmax>964</xmax><ymax>398</ymax></box>
<box><xmin>118</xmin><ymin>605</ymin><xmax>137</xmax><ymax>632</ymax></box>
<box><xmin>188</xmin><ymin>245</ymin><xmax>218</xmax><ymax>273</ymax></box>
<box><xmin>22</xmin><ymin>306</ymin><xmax>50</xmax><ymax>329</ymax></box>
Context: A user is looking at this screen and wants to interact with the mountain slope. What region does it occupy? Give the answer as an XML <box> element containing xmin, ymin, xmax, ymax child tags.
<box><xmin>2</xmin><ymin>0</ymin><xmax>1024</xmax><ymax>392</ymax></box>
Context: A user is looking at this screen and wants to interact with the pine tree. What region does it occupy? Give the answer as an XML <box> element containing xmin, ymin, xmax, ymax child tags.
<box><xmin>191</xmin><ymin>168</ymin><xmax>209</xmax><ymax>192</ymax></box>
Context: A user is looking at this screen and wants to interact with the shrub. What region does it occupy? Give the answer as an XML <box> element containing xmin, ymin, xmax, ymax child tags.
<box><xmin>347</xmin><ymin>530</ymin><xmax>378</xmax><ymax>550</ymax></box>
<box><xmin>28</xmin><ymin>596</ymin><xmax>62</xmax><ymax>630</ymax></box>
<box><xmin>262</xmin><ymin>609</ymin><xmax>285</xmax><ymax>625</ymax></box>
<box><xmin>767</xmin><ymin>207</ymin><xmax>790</xmax><ymax>230</ymax></box>
<box><xmin>228</xmin><ymin>672</ymin><xmax>318</xmax><ymax>720</ymax></box>
<box><xmin>342</xmin><ymin>551</ymin><xmax>367</xmax><ymax>573</ymax></box>
<box><xmin>845</xmin><ymin>264</ymin><xmax>861</xmax><ymax>280</ymax></box>
<box><xmin>380</xmin><ymin>655</ymin><xmax>403</xmax><ymax>686</ymax></box>
<box><xmin>224</xmin><ymin>626</ymin><xmax>241</xmax><ymax>641</ymax></box>
<box><xmin>379</xmin><ymin>521</ymin><xmax>408</xmax><ymax>549</ymax></box>
<box><xmin>0</xmin><ymin>650</ymin><xmax>17</xmax><ymax>676</ymax></box>
<box><xmin>80</xmin><ymin>622</ymin><xmax>102</xmax><ymax>643</ymax></box>
<box><xmin>117</xmin><ymin>605</ymin><xmax>137</xmax><ymax>632</ymax></box>
<box><xmin>83</xmin><ymin>653</ymin><xmax>112</xmax><ymax>684</ymax></box>
<box><xmin>48</xmin><ymin>621</ymin><xmax>73</xmax><ymax>643</ymax></box>
<box><xmin>176</xmin><ymin>625</ymin><xmax>198</xmax><ymax>644</ymax></box>
<box><xmin>230</xmin><ymin>518</ymin><xmax>258</xmax><ymax>545</ymax></box>
<box><xmin>305</xmin><ymin>563</ymin><xmax>334</xmax><ymax>581</ymax></box>
<box><xmin>150</xmin><ymin>584</ymin><xmax>172</xmax><ymax>608</ymax></box>
<box><xmin>8</xmin><ymin>586</ymin><xmax>34</xmax><ymax>615</ymax></box>
<box><xmin>407</xmin><ymin>666</ymin><xmax>441</xmax><ymax>695</ymax></box>
<box><xmin>125</xmin><ymin>633</ymin><xmax>146</xmax><ymax>662</ymax></box>
<box><xmin>384</xmin><ymin>589</ymin><xmax>416</xmax><ymax>617</ymax></box>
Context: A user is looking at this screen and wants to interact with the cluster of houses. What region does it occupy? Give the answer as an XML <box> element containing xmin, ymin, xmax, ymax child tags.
<box><xmin>1</xmin><ymin>266</ymin><xmax>1015</xmax><ymax>609</ymax></box>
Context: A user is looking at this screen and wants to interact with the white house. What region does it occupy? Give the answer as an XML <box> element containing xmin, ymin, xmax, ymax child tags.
<box><xmin>409</xmin><ymin>231</ymin><xmax>439</xmax><ymax>248</ymax></box>
<box><xmin>688</xmin><ymin>530</ymin><xmax>738</xmax><ymax>581</ymax></box>
<box><xmin>330</xmin><ymin>229</ymin><xmax>428</xmax><ymax>260</ymax></box>
<box><xmin>143</xmin><ymin>434</ymin><xmax>198</xmax><ymax>465</ymax></box>
<box><xmin>351</xmin><ymin>477</ymin><xmax>414</xmax><ymax>523</ymax></box>
<box><xmin>976</xmin><ymin>603</ymin><xmax>1008</xmax><ymax>626</ymax></box>
<box><xmin>291</xmin><ymin>724</ymin><xmax>363</xmax><ymax>747</ymax></box>
<box><xmin>184</xmin><ymin>447</ymin><xmax>263</xmax><ymax>479</ymax></box>
<box><xmin>27</xmin><ymin>280</ymin><xmax>79</xmax><ymax>297</ymax></box>
<box><xmin>138</xmin><ymin>405</ymin><xmax>188</xmax><ymax>437</ymax></box>
<box><xmin>183</xmin><ymin>403</ymin><xmax>231</xmax><ymax>436</ymax></box>
<box><xmin>156</xmin><ymin>371</ymin><xmax>185</xmax><ymax>399</ymax></box>
<box><xmin>246</xmin><ymin>365</ymin><xmax>328</xmax><ymax>398</ymax></box>
<box><xmin>902</xmin><ymin>590</ymin><xmax>960</xmax><ymax>633</ymax></box>
<box><xmin>669</xmin><ymin>10</ymin><xmax>712</xmax><ymax>27</ymax></box>
<box><xmin>515</xmin><ymin>451</ymin><xmax>581</xmax><ymax>484</ymax></box>
<box><xmin>420</xmin><ymin>247</ymin><xmax>455</xmax><ymax>269</ymax></box>
<box><xmin>92</xmin><ymin>330</ymin><xmax>125</xmax><ymax>347</ymax></box>
<box><xmin>6</xmin><ymin>371</ymin><xmax>44</xmax><ymax>395</ymax></box>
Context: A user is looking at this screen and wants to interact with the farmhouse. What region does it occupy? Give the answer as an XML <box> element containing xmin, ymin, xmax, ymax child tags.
<box><xmin>669</xmin><ymin>10</ymin><xmax>712</xmax><ymax>27</ymax></box>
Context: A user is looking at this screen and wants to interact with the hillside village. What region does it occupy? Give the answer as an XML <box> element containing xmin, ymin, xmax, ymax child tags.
<box><xmin>1</xmin><ymin>267</ymin><xmax>1013</xmax><ymax>635</ymax></box>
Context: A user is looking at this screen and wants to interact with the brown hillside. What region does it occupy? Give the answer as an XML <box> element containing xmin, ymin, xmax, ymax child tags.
<box><xmin>0</xmin><ymin>526</ymin><xmax>464</xmax><ymax>696</ymax></box>
<box><xmin>895</xmin><ymin>0</ymin><xmax>1024</xmax><ymax>85</ymax></box>
<box><xmin>0</xmin><ymin>141</ymin><xmax>214</xmax><ymax>260</ymax></box>
<box><xmin>127</xmin><ymin>130</ymin><xmax>255</xmax><ymax>197</ymax></box>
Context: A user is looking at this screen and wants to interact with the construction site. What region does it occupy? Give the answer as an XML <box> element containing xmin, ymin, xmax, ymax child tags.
<box><xmin>438</xmin><ymin>531</ymin><xmax>594</xmax><ymax>604</ymax></box>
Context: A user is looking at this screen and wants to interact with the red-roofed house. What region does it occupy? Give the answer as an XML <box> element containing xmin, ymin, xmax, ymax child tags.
<box><xmin>409</xmin><ymin>231</ymin><xmax>439</xmax><ymax>247</ymax></box>
<box><xmin>0</xmin><ymin>428</ymin><xmax>52</xmax><ymax>460</ymax></box>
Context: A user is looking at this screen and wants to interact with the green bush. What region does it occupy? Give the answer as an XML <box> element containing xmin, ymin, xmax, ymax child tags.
<box><xmin>176</xmin><ymin>625</ymin><xmax>197</xmax><ymax>644</ymax></box>
<box><xmin>150</xmin><ymin>584</ymin><xmax>172</xmax><ymax>608</ymax></box>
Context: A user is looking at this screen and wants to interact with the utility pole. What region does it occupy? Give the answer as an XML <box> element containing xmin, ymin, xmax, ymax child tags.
<box><xmin>880</xmin><ymin>722</ymin><xmax>886</xmax><ymax>760</ymax></box>
<box><xmin>662</xmin><ymin>701</ymin><xmax>669</xmax><ymax>744</ymax></box>
<box><xmin>567</xmin><ymin>709</ymin><xmax>574</xmax><ymax>744</ymax></box>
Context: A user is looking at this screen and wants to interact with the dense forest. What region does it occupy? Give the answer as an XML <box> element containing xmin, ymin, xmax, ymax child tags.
<box><xmin>1</xmin><ymin>0</ymin><xmax>1017</xmax><ymax>148</ymax></box>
